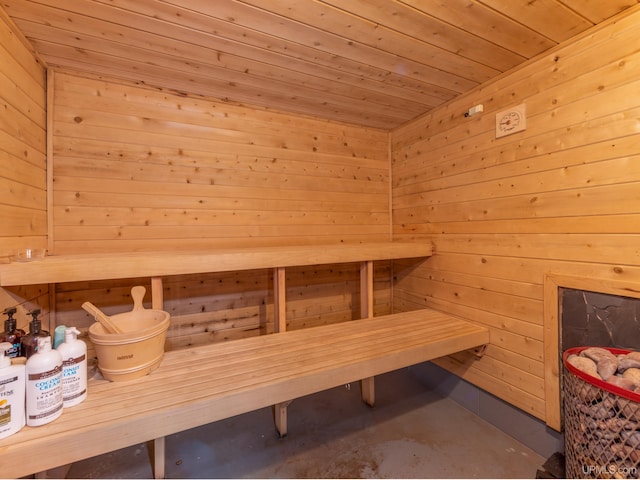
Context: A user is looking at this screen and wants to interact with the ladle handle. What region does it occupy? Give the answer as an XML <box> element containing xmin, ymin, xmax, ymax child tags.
<box><xmin>81</xmin><ymin>301</ymin><xmax>123</xmax><ymax>334</ymax></box>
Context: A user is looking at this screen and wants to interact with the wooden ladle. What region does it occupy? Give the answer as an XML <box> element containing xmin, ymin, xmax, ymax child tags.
<box><xmin>82</xmin><ymin>301</ymin><xmax>124</xmax><ymax>334</ymax></box>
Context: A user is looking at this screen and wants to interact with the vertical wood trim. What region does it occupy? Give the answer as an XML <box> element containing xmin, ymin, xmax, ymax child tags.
<box><xmin>47</xmin><ymin>284</ymin><xmax>56</xmax><ymax>332</ymax></box>
<box><xmin>274</xmin><ymin>267</ymin><xmax>287</xmax><ymax>333</ymax></box>
<box><xmin>150</xmin><ymin>277</ymin><xmax>164</xmax><ymax>310</ymax></box>
<box><xmin>543</xmin><ymin>274</ymin><xmax>561</xmax><ymax>431</ymax></box>
<box><xmin>45</xmin><ymin>70</ymin><xmax>56</xmax><ymax>332</ymax></box>
<box><xmin>46</xmin><ymin>68</ymin><xmax>54</xmax><ymax>253</ymax></box>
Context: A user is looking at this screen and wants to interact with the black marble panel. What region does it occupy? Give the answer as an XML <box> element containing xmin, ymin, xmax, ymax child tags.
<box><xmin>561</xmin><ymin>288</ymin><xmax>640</xmax><ymax>352</ymax></box>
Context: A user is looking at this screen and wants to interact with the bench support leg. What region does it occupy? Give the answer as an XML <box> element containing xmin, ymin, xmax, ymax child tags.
<box><xmin>150</xmin><ymin>280</ymin><xmax>166</xmax><ymax>478</ymax></box>
<box><xmin>361</xmin><ymin>377</ymin><xmax>375</xmax><ymax>407</ymax></box>
<box><xmin>150</xmin><ymin>437</ymin><xmax>165</xmax><ymax>479</ymax></box>
<box><xmin>360</xmin><ymin>260</ymin><xmax>376</xmax><ymax>407</ymax></box>
<box><xmin>273</xmin><ymin>400</ymin><xmax>292</xmax><ymax>437</ymax></box>
<box><xmin>36</xmin><ymin>465</ymin><xmax>71</xmax><ymax>479</ymax></box>
<box><xmin>273</xmin><ymin>267</ymin><xmax>289</xmax><ymax>437</ymax></box>
<box><xmin>151</xmin><ymin>276</ymin><xmax>164</xmax><ymax>310</ymax></box>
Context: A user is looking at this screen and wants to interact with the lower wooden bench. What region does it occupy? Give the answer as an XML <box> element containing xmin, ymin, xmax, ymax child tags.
<box><xmin>0</xmin><ymin>308</ymin><xmax>489</xmax><ymax>479</ymax></box>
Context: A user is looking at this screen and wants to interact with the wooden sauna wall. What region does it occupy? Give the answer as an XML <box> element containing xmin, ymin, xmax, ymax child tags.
<box><xmin>49</xmin><ymin>71</ymin><xmax>391</xmax><ymax>348</ymax></box>
<box><xmin>391</xmin><ymin>9</ymin><xmax>640</xmax><ymax>424</ymax></box>
<box><xmin>0</xmin><ymin>8</ymin><xmax>49</xmax><ymax>329</ymax></box>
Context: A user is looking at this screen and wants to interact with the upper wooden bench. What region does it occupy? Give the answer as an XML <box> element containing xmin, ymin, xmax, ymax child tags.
<box><xmin>0</xmin><ymin>242</ymin><xmax>490</xmax><ymax>477</ymax></box>
<box><xmin>0</xmin><ymin>242</ymin><xmax>435</xmax><ymax>319</ymax></box>
<box><xmin>0</xmin><ymin>242</ymin><xmax>434</xmax><ymax>286</ymax></box>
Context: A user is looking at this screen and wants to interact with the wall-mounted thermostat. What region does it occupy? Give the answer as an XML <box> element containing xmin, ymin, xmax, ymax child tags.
<box><xmin>495</xmin><ymin>103</ymin><xmax>526</xmax><ymax>138</ymax></box>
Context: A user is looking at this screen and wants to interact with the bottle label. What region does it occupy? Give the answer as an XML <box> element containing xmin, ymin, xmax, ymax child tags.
<box><xmin>27</xmin><ymin>365</ymin><xmax>63</xmax><ymax>423</ymax></box>
<box><xmin>28</xmin><ymin>402</ymin><xmax>63</xmax><ymax>421</ymax></box>
<box><xmin>6</xmin><ymin>343</ymin><xmax>20</xmax><ymax>358</ymax></box>
<box><xmin>0</xmin><ymin>376</ymin><xmax>20</xmax><ymax>429</ymax></box>
<box><xmin>0</xmin><ymin>375</ymin><xmax>18</xmax><ymax>387</ymax></box>
<box><xmin>62</xmin><ymin>354</ymin><xmax>87</xmax><ymax>402</ymax></box>
<box><xmin>0</xmin><ymin>401</ymin><xmax>10</xmax><ymax>427</ymax></box>
<box><xmin>28</xmin><ymin>365</ymin><xmax>62</xmax><ymax>382</ymax></box>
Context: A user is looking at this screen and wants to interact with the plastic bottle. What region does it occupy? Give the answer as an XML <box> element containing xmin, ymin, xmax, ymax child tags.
<box><xmin>0</xmin><ymin>342</ymin><xmax>26</xmax><ymax>439</ymax></box>
<box><xmin>57</xmin><ymin>327</ymin><xmax>87</xmax><ymax>408</ymax></box>
<box><xmin>26</xmin><ymin>337</ymin><xmax>63</xmax><ymax>426</ymax></box>
<box><xmin>1</xmin><ymin>308</ymin><xmax>25</xmax><ymax>358</ymax></box>
<box><xmin>21</xmin><ymin>309</ymin><xmax>50</xmax><ymax>359</ymax></box>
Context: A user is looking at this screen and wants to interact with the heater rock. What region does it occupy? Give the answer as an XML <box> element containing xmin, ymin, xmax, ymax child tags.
<box><xmin>618</xmin><ymin>352</ymin><xmax>640</xmax><ymax>372</ymax></box>
<box><xmin>622</xmin><ymin>368</ymin><xmax>640</xmax><ymax>388</ymax></box>
<box><xmin>606</xmin><ymin>375</ymin><xmax>636</xmax><ymax>391</ymax></box>
<box><xmin>581</xmin><ymin>347</ymin><xmax>617</xmax><ymax>364</ymax></box>
<box><xmin>567</xmin><ymin>354</ymin><xmax>600</xmax><ymax>379</ymax></box>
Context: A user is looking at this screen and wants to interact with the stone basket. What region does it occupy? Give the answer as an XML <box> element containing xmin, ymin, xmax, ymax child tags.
<box><xmin>563</xmin><ymin>347</ymin><xmax>640</xmax><ymax>479</ymax></box>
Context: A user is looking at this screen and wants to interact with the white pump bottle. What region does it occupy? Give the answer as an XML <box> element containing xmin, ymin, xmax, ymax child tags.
<box><xmin>26</xmin><ymin>336</ymin><xmax>63</xmax><ymax>426</ymax></box>
<box><xmin>0</xmin><ymin>342</ymin><xmax>26</xmax><ymax>439</ymax></box>
<box><xmin>57</xmin><ymin>326</ymin><xmax>87</xmax><ymax>407</ymax></box>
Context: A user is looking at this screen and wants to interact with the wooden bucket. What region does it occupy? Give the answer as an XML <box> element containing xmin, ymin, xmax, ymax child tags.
<box><xmin>88</xmin><ymin>288</ymin><xmax>170</xmax><ymax>382</ymax></box>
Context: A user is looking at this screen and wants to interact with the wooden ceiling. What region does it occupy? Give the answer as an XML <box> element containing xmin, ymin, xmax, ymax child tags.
<box><xmin>4</xmin><ymin>0</ymin><xmax>639</xmax><ymax>129</ymax></box>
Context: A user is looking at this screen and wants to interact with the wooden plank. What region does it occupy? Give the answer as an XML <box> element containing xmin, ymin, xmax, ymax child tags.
<box><xmin>398</xmin><ymin>214</ymin><xmax>640</xmax><ymax>236</ymax></box>
<box><xmin>0</xmin><ymin>242</ymin><xmax>431</xmax><ymax>286</ymax></box>
<box><xmin>240</xmin><ymin>0</ymin><xmax>498</xmax><ymax>83</ymax></box>
<box><xmin>0</xmin><ymin>308</ymin><xmax>488</xmax><ymax>478</ymax></box>
<box><xmin>325</xmin><ymin>0</ymin><xmax>527</xmax><ymax>71</ymax></box>
<box><xmin>53</xmin><ymin>206</ymin><xmax>388</xmax><ymax>229</ymax></box>
<box><xmin>400</xmin><ymin>0</ymin><xmax>555</xmax><ymax>58</ymax></box>
<box><xmin>52</xmin><ymin>139</ymin><xmax>388</xmax><ymax>179</ymax></box>
<box><xmin>478</xmin><ymin>0</ymin><xmax>594</xmax><ymax>42</ymax></box>
<box><xmin>51</xmin><ymin>153</ymin><xmax>388</xmax><ymax>196</ymax></box>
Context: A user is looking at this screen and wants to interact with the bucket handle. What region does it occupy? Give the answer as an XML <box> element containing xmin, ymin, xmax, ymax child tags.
<box><xmin>131</xmin><ymin>286</ymin><xmax>146</xmax><ymax>311</ymax></box>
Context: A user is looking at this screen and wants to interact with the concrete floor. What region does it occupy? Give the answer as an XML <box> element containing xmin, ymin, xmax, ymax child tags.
<box><xmin>67</xmin><ymin>369</ymin><xmax>544</xmax><ymax>478</ymax></box>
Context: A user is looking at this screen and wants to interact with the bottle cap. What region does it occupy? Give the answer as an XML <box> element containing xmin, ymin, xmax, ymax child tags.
<box><xmin>37</xmin><ymin>336</ymin><xmax>52</xmax><ymax>352</ymax></box>
<box><xmin>64</xmin><ymin>326</ymin><xmax>80</xmax><ymax>342</ymax></box>
<box><xmin>2</xmin><ymin>307</ymin><xmax>17</xmax><ymax>330</ymax></box>
<box><xmin>0</xmin><ymin>342</ymin><xmax>12</xmax><ymax>368</ymax></box>
<box><xmin>29</xmin><ymin>309</ymin><xmax>41</xmax><ymax>331</ymax></box>
<box><xmin>53</xmin><ymin>325</ymin><xmax>66</xmax><ymax>349</ymax></box>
